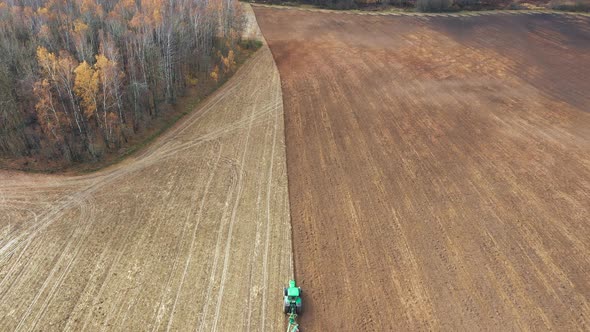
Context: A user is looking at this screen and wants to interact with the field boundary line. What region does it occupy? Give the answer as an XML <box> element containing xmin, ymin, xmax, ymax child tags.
<box><xmin>251</xmin><ymin>3</ymin><xmax>590</xmax><ymax>18</ymax></box>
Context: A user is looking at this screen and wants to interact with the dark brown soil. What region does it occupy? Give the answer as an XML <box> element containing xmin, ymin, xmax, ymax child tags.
<box><xmin>255</xmin><ymin>7</ymin><xmax>590</xmax><ymax>330</ymax></box>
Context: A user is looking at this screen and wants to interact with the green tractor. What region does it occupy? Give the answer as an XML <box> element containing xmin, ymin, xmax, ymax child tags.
<box><xmin>283</xmin><ymin>280</ymin><xmax>302</xmax><ymax>315</ymax></box>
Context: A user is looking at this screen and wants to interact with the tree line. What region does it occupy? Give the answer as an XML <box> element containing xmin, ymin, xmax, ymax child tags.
<box><xmin>0</xmin><ymin>0</ymin><xmax>245</xmax><ymax>163</ymax></box>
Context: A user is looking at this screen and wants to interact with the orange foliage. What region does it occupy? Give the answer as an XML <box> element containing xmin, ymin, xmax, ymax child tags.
<box><xmin>129</xmin><ymin>12</ymin><xmax>145</xmax><ymax>30</ymax></box>
<box><xmin>80</xmin><ymin>0</ymin><xmax>104</xmax><ymax>18</ymax></box>
<box><xmin>220</xmin><ymin>50</ymin><xmax>236</xmax><ymax>74</ymax></box>
<box><xmin>33</xmin><ymin>79</ymin><xmax>62</xmax><ymax>141</ymax></box>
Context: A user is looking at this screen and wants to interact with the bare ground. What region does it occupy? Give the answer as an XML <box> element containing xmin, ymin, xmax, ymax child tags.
<box><xmin>255</xmin><ymin>7</ymin><xmax>590</xmax><ymax>331</ymax></box>
<box><xmin>0</xmin><ymin>5</ymin><xmax>293</xmax><ymax>331</ymax></box>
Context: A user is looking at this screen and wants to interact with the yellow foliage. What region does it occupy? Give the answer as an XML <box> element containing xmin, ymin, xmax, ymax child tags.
<box><xmin>94</xmin><ymin>54</ymin><xmax>110</xmax><ymax>73</ymax></box>
<box><xmin>210</xmin><ymin>65</ymin><xmax>219</xmax><ymax>83</ymax></box>
<box><xmin>37</xmin><ymin>46</ymin><xmax>50</xmax><ymax>60</ymax></box>
<box><xmin>81</xmin><ymin>0</ymin><xmax>104</xmax><ymax>17</ymax></box>
<box><xmin>33</xmin><ymin>79</ymin><xmax>52</xmax><ymax>123</ymax></box>
<box><xmin>36</xmin><ymin>6</ymin><xmax>51</xmax><ymax>20</ymax></box>
<box><xmin>152</xmin><ymin>9</ymin><xmax>162</xmax><ymax>26</ymax></box>
<box><xmin>94</xmin><ymin>53</ymin><xmax>125</xmax><ymax>86</ymax></box>
<box><xmin>57</xmin><ymin>51</ymin><xmax>77</xmax><ymax>78</ymax></box>
<box><xmin>119</xmin><ymin>0</ymin><xmax>136</xmax><ymax>11</ymax></box>
<box><xmin>221</xmin><ymin>50</ymin><xmax>236</xmax><ymax>74</ymax></box>
<box><xmin>74</xmin><ymin>19</ymin><xmax>89</xmax><ymax>34</ymax></box>
<box><xmin>185</xmin><ymin>74</ymin><xmax>199</xmax><ymax>86</ymax></box>
<box><xmin>37</xmin><ymin>46</ymin><xmax>57</xmax><ymax>74</ymax></box>
<box><xmin>74</xmin><ymin>61</ymin><xmax>99</xmax><ymax>119</ymax></box>
<box><xmin>228</xmin><ymin>50</ymin><xmax>236</xmax><ymax>70</ymax></box>
<box><xmin>221</xmin><ymin>57</ymin><xmax>229</xmax><ymax>74</ymax></box>
<box><xmin>37</xmin><ymin>6</ymin><xmax>48</xmax><ymax>14</ymax></box>
<box><xmin>140</xmin><ymin>0</ymin><xmax>163</xmax><ymax>27</ymax></box>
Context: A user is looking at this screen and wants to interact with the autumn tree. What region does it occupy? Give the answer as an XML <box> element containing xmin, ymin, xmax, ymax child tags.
<box><xmin>1</xmin><ymin>0</ymin><xmax>247</xmax><ymax>164</ymax></box>
<box><xmin>95</xmin><ymin>53</ymin><xmax>125</xmax><ymax>145</ymax></box>
<box><xmin>33</xmin><ymin>78</ymin><xmax>64</xmax><ymax>146</ymax></box>
<box><xmin>74</xmin><ymin>61</ymin><xmax>99</xmax><ymax>123</ymax></box>
<box><xmin>210</xmin><ymin>65</ymin><xmax>219</xmax><ymax>83</ymax></box>
<box><xmin>72</xmin><ymin>19</ymin><xmax>92</xmax><ymax>62</ymax></box>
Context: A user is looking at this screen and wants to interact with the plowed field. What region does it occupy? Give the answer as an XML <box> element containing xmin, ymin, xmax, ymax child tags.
<box><xmin>255</xmin><ymin>7</ymin><xmax>590</xmax><ymax>331</ymax></box>
<box><xmin>0</xmin><ymin>5</ymin><xmax>293</xmax><ymax>331</ymax></box>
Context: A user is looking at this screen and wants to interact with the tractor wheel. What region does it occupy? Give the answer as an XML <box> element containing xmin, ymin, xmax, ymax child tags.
<box><xmin>296</xmin><ymin>302</ymin><xmax>302</xmax><ymax>315</ymax></box>
<box><xmin>298</xmin><ymin>288</ymin><xmax>302</xmax><ymax>296</ymax></box>
<box><xmin>283</xmin><ymin>301</ymin><xmax>290</xmax><ymax>314</ymax></box>
<box><xmin>284</xmin><ymin>288</ymin><xmax>288</xmax><ymax>296</ymax></box>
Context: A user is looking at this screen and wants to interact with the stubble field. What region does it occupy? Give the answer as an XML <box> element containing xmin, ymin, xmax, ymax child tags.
<box><xmin>0</xmin><ymin>5</ymin><xmax>293</xmax><ymax>331</ymax></box>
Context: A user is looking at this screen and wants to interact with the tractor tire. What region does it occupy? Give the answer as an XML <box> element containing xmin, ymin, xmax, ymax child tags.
<box><xmin>296</xmin><ymin>302</ymin><xmax>302</xmax><ymax>315</ymax></box>
<box><xmin>284</xmin><ymin>288</ymin><xmax>288</xmax><ymax>296</ymax></box>
<box><xmin>283</xmin><ymin>300</ymin><xmax>290</xmax><ymax>314</ymax></box>
<box><xmin>298</xmin><ymin>288</ymin><xmax>302</xmax><ymax>297</ymax></box>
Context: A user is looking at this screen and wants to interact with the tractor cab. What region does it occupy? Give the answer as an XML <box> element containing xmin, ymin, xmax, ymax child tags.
<box><xmin>283</xmin><ymin>280</ymin><xmax>302</xmax><ymax>315</ymax></box>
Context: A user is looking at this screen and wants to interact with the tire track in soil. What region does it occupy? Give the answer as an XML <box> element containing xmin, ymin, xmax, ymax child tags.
<box><xmin>0</xmin><ymin>4</ymin><xmax>293</xmax><ymax>331</ymax></box>
<box><xmin>209</xmin><ymin>55</ymin><xmax>264</xmax><ymax>332</ymax></box>
<box><xmin>156</xmin><ymin>144</ymin><xmax>222</xmax><ymax>332</ymax></box>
